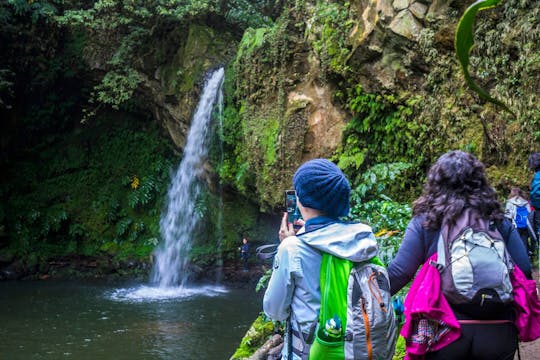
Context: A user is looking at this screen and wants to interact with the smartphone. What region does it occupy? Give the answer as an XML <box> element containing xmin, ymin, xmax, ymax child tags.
<box><xmin>285</xmin><ymin>190</ymin><xmax>302</xmax><ymax>229</ymax></box>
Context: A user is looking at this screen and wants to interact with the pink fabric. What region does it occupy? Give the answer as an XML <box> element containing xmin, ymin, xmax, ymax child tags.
<box><xmin>511</xmin><ymin>265</ymin><xmax>540</xmax><ymax>342</ymax></box>
<box><xmin>401</xmin><ymin>254</ymin><xmax>461</xmax><ymax>360</ymax></box>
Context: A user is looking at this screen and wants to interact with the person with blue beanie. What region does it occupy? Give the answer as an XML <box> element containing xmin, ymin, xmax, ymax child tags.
<box><xmin>292</xmin><ymin>158</ymin><xmax>350</xmax><ymax>218</ymax></box>
<box><xmin>263</xmin><ymin>159</ymin><xmax>383</xmax><ymax>359</ymax></box>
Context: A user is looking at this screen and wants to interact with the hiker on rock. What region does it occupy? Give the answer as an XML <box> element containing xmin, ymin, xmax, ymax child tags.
<box><xmin>240</xmin><ymin>236</ymin><xmax>250</xmax><ymax>271</ymax></box>
<box><xmin>388</xmin><ymin>150</ymin><xmax>532</xmax><ymax>360</ymax></box>
<box><xmin>263</xmin><ymin>159</ymin><xmax>396</xmax><ymax>360</ymax></box>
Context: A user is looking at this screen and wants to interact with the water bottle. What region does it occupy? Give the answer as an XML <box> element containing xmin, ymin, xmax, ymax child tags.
<box><xmin>319</xmin><ymin>315</ymin><xmax>342</xmax><ymax>342</ymax></box>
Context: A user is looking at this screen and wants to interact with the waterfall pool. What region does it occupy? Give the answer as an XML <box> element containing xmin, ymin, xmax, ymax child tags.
<box><xmin>0</xmin><ymin>279</ymin><xmax>262</xmax><ymax>359</ymax></box>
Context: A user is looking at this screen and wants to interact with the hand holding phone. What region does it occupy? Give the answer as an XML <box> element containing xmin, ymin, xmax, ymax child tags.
<box><xmin>285</xmin><ymin>190</ymin><xmax>302</xmax><ymax>230</ymax></box>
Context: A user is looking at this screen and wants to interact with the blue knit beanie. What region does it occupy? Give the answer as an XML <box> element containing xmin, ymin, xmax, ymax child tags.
<box><xmin>293</xmin><ymin>159</ymin><xmax>350</xmax><ymax>218</ymax></box>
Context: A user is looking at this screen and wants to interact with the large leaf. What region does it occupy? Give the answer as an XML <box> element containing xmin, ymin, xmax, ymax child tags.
<box><xmin>455</xmin><ymin>0</ymin><xmax>515</xmax><ymax>115</ymax></box>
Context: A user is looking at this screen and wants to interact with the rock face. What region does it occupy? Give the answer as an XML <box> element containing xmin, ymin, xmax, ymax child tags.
<box><xmin>84</xmin><ymin>24</ymin><xmax>237</xmax><ymax>149</ymax></box>
<box><xmin>288</xmin><ymin>82</ymin><xmax>346</xmax><ymax>163</ymax></box>
<box><xmin>229</xmin><ymin>0</ymin><xmax>539</xmax><ymax>209</ymax></box>
<box><xmin>82</xmin><ymin>0</ymin><xmax>539</xmax><ymax>210</ymax></box>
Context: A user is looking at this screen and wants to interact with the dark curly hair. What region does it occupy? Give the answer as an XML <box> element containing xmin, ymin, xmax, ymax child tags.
<box><xmin>529</xmin><ymin>152</ymin><xmax>540</xmax><ymax>172</ymax></box>
<box><xmin>413</xmin><ymin>150</ymin><xmax>504</xmax><ymax>230</ymax></box>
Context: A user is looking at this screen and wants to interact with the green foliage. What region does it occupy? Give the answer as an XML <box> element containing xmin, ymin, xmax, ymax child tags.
<box><xmin>92</xmin><ymin>69</ymin><xmax>141</xmax><ymax>110</ymax></box>
<box><xmin>348</xmin><ymin>163</ymin><xmax>413</xmax><ymax>266</ymax></box>
<box><xmin>233</xmin><ymin>17</ymin><xmax>291</xmax><ymax>104</ymax></box>
<box><xmin>7</xmin><ymin>0</ymin><xmax>58</xmax><ymax>23</ymax></box>
<box><xmin>309</xmin><ymin>1</ymin><xmax>353</xmax><ymax>75</ymax></box>
<box><xmin>1</xmin><ymin>1</ymin><xmax>86</xmax><ymax>115</ymax></box>
<box><xmin>126</xmin><ymin>175</ymin><xmax>160</xmax><ymax>209</ymax></box>
<box><xmin>230</xmin><ymin>314</ymin><xmax>276</xmax><ymax>359</ymax></box>
<box><xmin>223</xmin><ymin>0</ymin><xmax>273</xmax><ymax>29</ymax></box>
<box><xmin>218</xmin><ymin>95</ymin><xmax>252</xmax><ymax>192</ymax></box>
<box><xmin>392</xmin><ymin>335</ymin><xmax>406</xmax><ymax>360</ymax></box>
<box><xmin>230</xmin><ymin>14</ymin><xmax>301</xmax><ymax>208</ymax></box>
<box><xmin>255</xmin><ymin>267</ymin><xmax>272</xmax><ymax>293</ymax></box>
<box><xmin>261</xmin><ymin>118</ymin><xmax>280</xmax><ymax>166</ymax></box>
<box><xmin>455</xmin><ymin>0</ymin><xmax>514</xmax><ymax>115</ymax></box>
<box><xmin>351</xmin><ymin>163</ymin><xmax>413</xmax><ymax>203</ymax></box>
<box><xmin>2</xmin><ymin>113</ymin><xmax>175</xmax><ymax>262</ymax></box>
<box><xmin>336</xmin><ymin>85</ymin><xmax>423</xmax><ymax>189</ymax></box>
<box><xmin>56</xmin><ymin>0</ymin><xmax>273</xmax><ymax>113</ymax></box>
<box><xmin>235</xmin><ymin>27</ymin><xmax>270</xmax><ymax>64</ymax></box>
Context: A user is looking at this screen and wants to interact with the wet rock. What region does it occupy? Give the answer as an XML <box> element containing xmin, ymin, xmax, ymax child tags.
<box><xmin>0</xmin><ymin>269</ymin><xmax>19</xmax><ymax>280</ymax></box>
<box><xmin>0</xmin><ymin>261</ymin><xmax>26</xmax><ymax>280</ymax></box>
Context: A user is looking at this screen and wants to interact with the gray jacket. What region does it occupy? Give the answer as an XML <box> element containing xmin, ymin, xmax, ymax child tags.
<box><xmin>504</xmin><ymin>196</ymin><xmax>531</xmax><ymax>227</ymax></box>
<box><xmin>263</xmin><ymin>222</ymin><xmax>378</xmax><ymax>359</ymax></box>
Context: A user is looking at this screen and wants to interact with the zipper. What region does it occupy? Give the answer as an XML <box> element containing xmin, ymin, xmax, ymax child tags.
<box><xmin>361</xmin><ymin>297</ymin><xmax>372</xmax><ymax>360</ymax></box>
<box><xmin>368</xmin><ymin>271</ymin><xmax>387</xmax><ymax>313</ymax></box>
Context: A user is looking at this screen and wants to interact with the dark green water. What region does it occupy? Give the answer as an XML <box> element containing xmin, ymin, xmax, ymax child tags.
<box><xmin>0</xmin><ymin>280</ymin><xmax>262</xmax><ymax>360</ymax></box>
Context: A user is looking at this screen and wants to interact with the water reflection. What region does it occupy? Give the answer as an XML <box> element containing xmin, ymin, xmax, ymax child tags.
<box><xmin>0</xmin><ymin>280</ymin><xmax>261</xmax><ymax>360</ymax></box>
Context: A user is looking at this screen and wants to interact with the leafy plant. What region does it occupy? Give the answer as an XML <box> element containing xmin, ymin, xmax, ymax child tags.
<box><xmin>309</xmin><ymin>1</ymin><xmax>353</xmax><ymax>75</ymax></box>
<box><xmin>230</xmin><ymin>314</ymin><xmax>276</xmax><ymax>359</ymax></box>
<box><xmin>455</xmin><ymin>0</ymin><xmax>514</xmax><ymax>115</ymax></box>
<box><xmin>127</xmin><ymin>175</ymin><xmax>160</xmax><ymax>209</ymax></box>
<box><xmin>7</xmin><ymin>0</ymin><xmax>58</xmax><ymax>23</ymax></box>
<box><xmin>1</xmin><ymin>112</ymin><xmax>175</xmax><ymax>265</ymax></box>
<box><xmin>352</xmin><ymin>163</ymin><xmax>413</xmax><ymax>203</ymax></box>
<box><xmin>336</xmin><ymin>85</ymin><xmax>423</xmax><ymax>188</ymax></box>
<box><xmin>255</xmin><ymin>267</ymin><xmax>273</xmax><ymax>292</ymax></box>
<box><xmin>348</xmin><ymin>163</ymin><xmax>413</xmax><ymax>265</ymax></box>
<box><xmin>56</xmin><ymin>0</ymin><xmax>274</xmax><ymax>114</ymax></box>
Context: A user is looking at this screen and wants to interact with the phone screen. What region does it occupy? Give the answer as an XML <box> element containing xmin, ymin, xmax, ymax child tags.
<box><xmin>285</xmin><ymin>190</ymin><xmax>302</xmax><ymax>228</ymax></box>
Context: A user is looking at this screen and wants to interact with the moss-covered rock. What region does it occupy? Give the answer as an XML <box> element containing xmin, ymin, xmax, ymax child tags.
<box><xmin>141</xmin><ymin>23</ymin><xmax>237</xmax><ymax>149</ymax></box>
<box><xmin>230</xmin><ymin>314</ymin><xmax>276</xmax><ymax>360</ymax></box>
<box><xmin>224</xmin><ymin>0</ymin><xmax>539</xmax><ymax>209</ymax></box>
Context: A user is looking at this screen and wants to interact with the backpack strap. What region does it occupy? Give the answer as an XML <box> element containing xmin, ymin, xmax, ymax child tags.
<box><xmin>436</xmin><ymin>233</ymin><xmax>446</xmax><ymax>267</ymax></box>
<box><xmin>290</xmin><ymin>318</ymin><xmax>316</xmax><ymax>359</ymax></box>
<box><xmin>318</xmin><ymin>253</ymin><xmax>353</xmax><ymax>338</ymax></box>
<box><xmin>527</xmin><ymin>211</ymin><xmax>538</xmax><ymax>243</ymax></box>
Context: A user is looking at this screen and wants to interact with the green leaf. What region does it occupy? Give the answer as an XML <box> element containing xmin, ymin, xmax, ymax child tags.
<box><xmin>455</xmin><ymin>0</ymin><xmax>515</xmax><ymax>116</ymax></box>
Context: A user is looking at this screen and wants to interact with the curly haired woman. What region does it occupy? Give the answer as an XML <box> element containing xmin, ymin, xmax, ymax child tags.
<box><xmin>388</xmin><ymin>150</ymin><xmax>531</xmax><ymax>360</ymax></box>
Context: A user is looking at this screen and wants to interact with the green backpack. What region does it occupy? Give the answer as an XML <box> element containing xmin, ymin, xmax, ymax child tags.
<box><xmin>309</xmin><ymin>253</ymin><xmax>397</xmax><ymax>360</ymax></box>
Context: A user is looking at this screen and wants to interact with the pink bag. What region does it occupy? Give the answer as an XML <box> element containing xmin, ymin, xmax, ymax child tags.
<box><xmin>511</xmin><ymin>265</ymin><xmax>540</xmax><ymax>342</ymax></box>
<box><xmin>401</xmin><ymin>254</ymin><xmax>461</xmax><ymax>360</ymax></box>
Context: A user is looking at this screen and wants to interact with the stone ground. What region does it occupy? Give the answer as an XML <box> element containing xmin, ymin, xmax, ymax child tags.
<box><xmin>517</xmin><ymin>339</ymin><xmax>540</xmax><ymax>360</ymax></box>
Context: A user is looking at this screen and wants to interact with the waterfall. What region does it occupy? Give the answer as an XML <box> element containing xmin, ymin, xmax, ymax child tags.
<box><xmin>151</xmin><ymin>67</ymin><xmax>225</xmax><ymax>288</ymax></box>
<box><xmin>215</xmin><ymin>87</ymin><xmax>224</xmax><ymax>284</ymax></box>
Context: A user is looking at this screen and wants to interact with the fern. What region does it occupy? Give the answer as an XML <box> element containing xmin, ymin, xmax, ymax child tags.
<box><xmin>115</xmin><ymin>217</ymin><xmax>132</xmax><ymax>237</ymax></box>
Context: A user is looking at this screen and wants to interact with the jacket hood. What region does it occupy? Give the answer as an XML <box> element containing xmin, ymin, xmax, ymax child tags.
<box><xmin>298</xmin><ymin>222</ymin><xmax>378</xmax><ymax>262</ymax></box>
<box><xmin>508</xmin><ymin>196</ymin><xmax>529</xmax><ymax>207</ymax></box>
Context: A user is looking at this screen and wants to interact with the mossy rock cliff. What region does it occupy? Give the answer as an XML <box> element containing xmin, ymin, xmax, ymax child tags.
<box><xmin>221</xmin><ymin>0</ymin><xmax>539</xmax><ymax>209</ymax></box>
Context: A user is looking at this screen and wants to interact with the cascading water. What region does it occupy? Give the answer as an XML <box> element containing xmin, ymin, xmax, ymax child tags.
<box><xmin>214</xmin><ymin>87</ymin><xmax>225</xmax><ymax>283</ymax></box>
<box><xmin>151</xmin><ymin>67</ymin><xmax>225</xmax><ymax>289</ymax></box>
